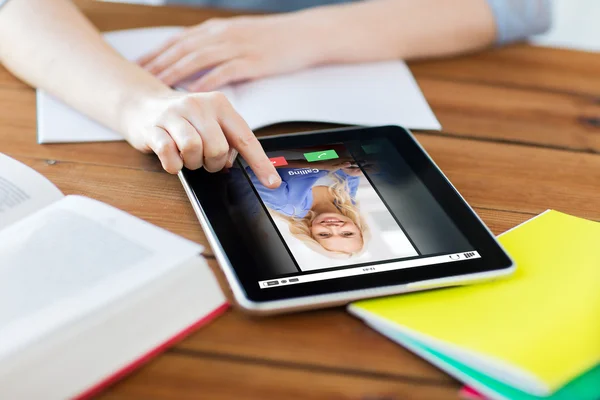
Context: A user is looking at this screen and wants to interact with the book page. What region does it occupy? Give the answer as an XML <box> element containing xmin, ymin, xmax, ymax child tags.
<box><xmin>0</xmin><ymin>195</ymin><xmax>203</xmax><ymax>360</ymax></box>
<box><xmin>233</xmin><ymin>61</ymin><xmax>441</xmax><ymax>131</ymax></box>
<box><xmin>0</xmin><ymin>154</ymin><xmax>63</xmax><ymax>230</ymax></box>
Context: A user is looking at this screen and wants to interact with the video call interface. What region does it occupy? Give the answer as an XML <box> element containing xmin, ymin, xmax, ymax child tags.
<box><xmin>233</xmin><ymin>138</ymin><xmax>479</xmax><ymax>289</ymax></box>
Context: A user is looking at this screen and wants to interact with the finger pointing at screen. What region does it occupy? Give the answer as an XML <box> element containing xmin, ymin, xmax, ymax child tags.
<box><xmin>124</xmin><ymin>91</ymin><xmax>281</xmax><ymax>189</ymax></box>
<box><xmin>214</xmin><ymin>93</ymin><xmax>282</xmax><ymax>189</ymax></box>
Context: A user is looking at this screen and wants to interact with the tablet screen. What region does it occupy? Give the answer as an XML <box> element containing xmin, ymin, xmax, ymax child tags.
<box><xmin>238</xmin><ymin>138</ymin><xmax>477</xmax><ymax>289</ymax></box>
<box><xmin>183</xmin><ymin>126</ymin><xmax>511</xmax><ymax>301</ymax></box>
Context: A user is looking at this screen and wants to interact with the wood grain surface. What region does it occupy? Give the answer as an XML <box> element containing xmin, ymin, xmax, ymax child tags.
<box><xmin>1</xmin><ymin>1</ymin><xmax>598</xmax><ymax>399</ymax></box>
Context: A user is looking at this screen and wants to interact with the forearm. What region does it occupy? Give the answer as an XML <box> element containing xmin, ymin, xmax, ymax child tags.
<box><xmin>296</xmin><ymin>0</ymin><xmax>497</xmax><ymax>62</ymax></box>
<box><xmin>0</xmin><ymin>0</ymin><xmax>170</xmax><ymax>136</ymax></box>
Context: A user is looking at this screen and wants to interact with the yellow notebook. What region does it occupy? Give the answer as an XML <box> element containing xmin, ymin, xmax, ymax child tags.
<box><xmin>349</xmin><ymin>211</ymin><xmax>600</xmax><ymax>396</ymax></box>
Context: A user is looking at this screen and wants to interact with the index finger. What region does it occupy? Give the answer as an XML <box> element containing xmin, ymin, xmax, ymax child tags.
<box><xmin>219</xmin><ymin>109</ymin><xmax>281</xmax><ymax>189</ymax></box>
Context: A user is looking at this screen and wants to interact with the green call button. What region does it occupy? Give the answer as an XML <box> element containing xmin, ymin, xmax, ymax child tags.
<box><xmin>304</xmin><ymin>149</ymin><xmax>339</xmax><ymax>162</ymax></box>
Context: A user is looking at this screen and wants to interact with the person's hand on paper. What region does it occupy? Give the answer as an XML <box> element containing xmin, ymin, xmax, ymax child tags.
<box><xmin>138</xmin><ymin>14</ymin><xmax>336</xmax><ymax>91</ymax></box>
<box><xmin>135</xmin><ymin>0</ymin><xmax>501</xmax><ymax>92</ymax></box>
<box><xmin>124</xmin><ymin>89</ymin><xmax>281</xmax><ymax>188</ymax></box>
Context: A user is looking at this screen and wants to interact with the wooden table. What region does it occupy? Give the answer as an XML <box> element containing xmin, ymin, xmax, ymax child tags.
<box><xmin>2</xmin><ymin>1</ymin><xmax>599</xmax><ymax>398</ymax></box>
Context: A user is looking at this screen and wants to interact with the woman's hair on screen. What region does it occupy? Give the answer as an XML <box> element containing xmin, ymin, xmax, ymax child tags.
<box><xmin>274</xmin><ymin>172</ymin><xmax>371</xmax><ymax>258</ymax></box>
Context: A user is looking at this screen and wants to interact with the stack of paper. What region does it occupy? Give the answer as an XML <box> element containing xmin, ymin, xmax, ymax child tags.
<box><xmin>349</xmin><ymin>210</ymin><xmax>600</xmax><ymax>400</ymax></box>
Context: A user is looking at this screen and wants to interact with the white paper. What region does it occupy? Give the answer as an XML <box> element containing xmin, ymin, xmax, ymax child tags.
<box><xmin>37</xmin><ymin>26</ymin><xmax>440</xmax><ymax>144</ymax></box>
<box><xmin>0</xmin><ymin>153</ymin><xmax>63</xmax><ymax>230</ymax></box>
<box><xmin>0</xmin><ymin>195</ymin><xmax>203</xmax><ymax>360</ymax></box>
<box><xmin>234</xmin><ymin>61</ymin><xmax>440</xmax><ymax>131</ymax></box>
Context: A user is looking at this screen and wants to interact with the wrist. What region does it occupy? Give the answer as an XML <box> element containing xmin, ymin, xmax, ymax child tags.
<box><xmin>117</xmin><ymin>83</ymin><xmax>173</xmax><ymax>142</ymax></box>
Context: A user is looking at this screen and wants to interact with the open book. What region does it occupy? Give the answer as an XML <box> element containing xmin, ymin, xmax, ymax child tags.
<box><xmin>349</xmin><ymin>211</ymin><xmax>600</xmax><ymax>400</ymax></box>
<box><xmin>0</xmin><ymin>153</ymin><xmax>228</xmax><ymax>399</ymax></box>
<box><xmin>36</xmin><ymin>26</ymin><xmax>441</xmax><ymax>144</ymax></box>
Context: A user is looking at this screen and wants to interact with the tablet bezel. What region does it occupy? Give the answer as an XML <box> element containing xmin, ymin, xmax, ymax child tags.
<box><xmin>180</xmin><ymin>126</ymin><xmax>514</xmax><ymax>307</ymax></box>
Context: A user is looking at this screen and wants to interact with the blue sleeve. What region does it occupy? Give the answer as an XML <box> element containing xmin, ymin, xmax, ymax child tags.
<box><xmin>246</xmin><ymin>167</ymin><xmax>290</xmax><ymax>210</ymax></box>
<box><xmin>245</xmin><ymin>166</ymin><xmax>328</xmax><ymax>217</ymax></box>
<box><xmin>485</xmin><ymin>0</ymin><xmax>552</xmax><ymax>45</ymax></box>
<box><xmin>347</xmin><ymin>176</ymin><xmax>360</xmax><ymax>201</ymax></box>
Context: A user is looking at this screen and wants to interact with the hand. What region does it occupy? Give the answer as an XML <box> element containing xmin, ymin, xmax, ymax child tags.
<box><xmin>138</xmin><ymin>14</ymin><xmax>328</xmax><ymax>91</ymax></box>
<box><xmin>280</xmin><ymin>157</ymin><xmax>355</xmax><ymax>171</ymax></box>
<box><xmin>343</xmin><ymin>160</ymin><xmax>379</xmax><ymax>176</ymax></box>
<box><xmin>341</xmin><ymin>166</ymin><xmax>363</xmax><ymax>176</ymax></box>
<box><xmin>123</xmin><ymin>89</ymin><xmax>281</xmax><ymax>188</ymax></box>
<box><xmin>317</xmin><ymin>157</ymin><xmax>356</xmax><ymax>170</ymax></box>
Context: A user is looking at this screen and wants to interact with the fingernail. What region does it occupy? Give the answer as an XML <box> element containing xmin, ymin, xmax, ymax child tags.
<box><xmin>268</xmin><ymin>174</ymin><xmax>281</xmax><ymax>186</ymax></box>
<box><xmin>227</xmin><ymin>149</ymin><xmax>238</xmax><ymax>165</ymax></box>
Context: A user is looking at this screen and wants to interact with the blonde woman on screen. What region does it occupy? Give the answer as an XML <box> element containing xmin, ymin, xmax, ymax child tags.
<box><xmin>275</xmin><ymin>172</ymin><xmax>371</xmax><ymax>258</ymax></box>
<box><xmin>246</xmin><ymin>158</ymin><xmax>370</xmax><ymax>258</ymax></box>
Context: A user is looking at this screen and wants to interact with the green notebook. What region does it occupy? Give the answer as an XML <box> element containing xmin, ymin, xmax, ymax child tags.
<box><xmin>371</xmin><ymin>321</ymin><xmax>600</xmax><ymax>400</ymax></box>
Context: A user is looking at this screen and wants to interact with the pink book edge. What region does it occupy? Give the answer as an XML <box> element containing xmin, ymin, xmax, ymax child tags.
<box><xmin>459</xmin><ymin>385</ymin><xmax>487</xmax><ymax>399</ymax></box>
<box><xmin>74</xmin><ymin>302</ymin><xmax>230</xmax><ymax>399</ymax></box>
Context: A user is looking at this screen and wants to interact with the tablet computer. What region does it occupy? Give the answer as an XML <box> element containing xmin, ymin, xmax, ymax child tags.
<box><xmin>179</xmin><ymin>125</ymin><xmax>514</xmax><ymax>314</ymax></box>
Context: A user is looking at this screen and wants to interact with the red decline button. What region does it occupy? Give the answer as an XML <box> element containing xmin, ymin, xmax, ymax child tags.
<box><xmin>269</xmin><ymin>156</ymin><xmax>288</xmax><ymax>167</ymax></box>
